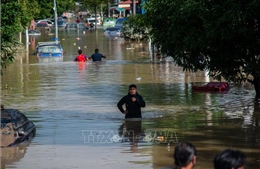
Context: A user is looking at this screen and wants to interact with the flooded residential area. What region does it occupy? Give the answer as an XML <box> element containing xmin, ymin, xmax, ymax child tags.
<box><xmin>1</xmin><ymin>26</ymin><xmax>260</xmax><ymax>169</ymax></box>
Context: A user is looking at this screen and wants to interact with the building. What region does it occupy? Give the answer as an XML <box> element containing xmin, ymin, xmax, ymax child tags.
<box><xmin>110</xmin><ymin>0</ymin><xmax>141</xmax><ymax>17</ymax></box>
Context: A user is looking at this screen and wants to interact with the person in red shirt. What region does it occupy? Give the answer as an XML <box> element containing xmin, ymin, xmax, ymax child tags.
<box><xmin>76</xmin><ymin>17</ymin><xmax>80</xmax><ymax>23</ymax></box>
<box><xmin>74</xmin><ymin>49</ymin><xmax>88</xmax><ymax>62</ymax></box>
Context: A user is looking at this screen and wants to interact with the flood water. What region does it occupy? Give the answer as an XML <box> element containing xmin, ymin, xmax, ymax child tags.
<box><xmin>1</xmin><ymin>26</ymin><xmax>260</xmax><ymax>169</ymax></box>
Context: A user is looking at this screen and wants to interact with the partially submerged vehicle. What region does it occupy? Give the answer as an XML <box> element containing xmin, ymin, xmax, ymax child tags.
<box><xmin>36</xmin><ymin>21</ymin><xmax>51</xmax><ymax>31</ymax></box>
<box><xmin>192</xmin><ymin>82</ymin><xmax>230</xmax><ymax>92</ymax></box>
<box><xmin>1</xmin><ymin>107</ymin><xmax>36</xmax><ymax>147</ymax></box>
<box><xmin>28</xmin><ymin>30</ymin><xmax>41</xmax><ymax>36</ymax></box>
<box><xmin>104</xmin><ymin>27</ymin><xmax>121</xmax><ymax>36</ymax></box>
<box><xmin>37</xmin><ymin>44</ymin><xmax>64</xmax><ymax>58</ymax></box>
<box><xmin>115</xmin><ymin>17</ymin><xmax>127</xmax><ymax>29</ymax></box>
<box><xmin>86</xmin><ymin>17</ymin><xmax>101</xmax><ymax>26</ymax></box>
<box><xmin>65</xmin><ymin>23</ymin><xmax>87</xmax><ymax>29</ymax></box>
<box><xmin>57</xmin><ymin>20</ymin><xmax>67</xmax><ymax>28</ymax></box>
<box><xmin>35</xmin><ymin>41</ymin><xmax>64</xmax><ymax>58</ymax></box>
<box><xmin>102</xmin><ymin>18</ymin><xmax>116</xmax><ymax>30</ymax></box>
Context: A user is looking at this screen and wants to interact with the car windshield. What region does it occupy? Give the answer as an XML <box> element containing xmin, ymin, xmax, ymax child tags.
<box><xmin>88</xmin><ymin>20</ymin><xmax>96</xmax><ymax>23</ymax></box>
<box><xmin>37</xmin><ymin>23</ymin><xmax>48</xmax><ymax>27</ymax></box>
<box><xmin>67</xmin><ymin>24</ymin><xmax>77</xmax><ymax>28</ymax></box>
<box><xmin>57</xmin><ymin>21</ymin><xmax>66</xmax><ymax>25</ymax></box>
<box><xmin>40</xmin><ymin>46</ymin><xmax>62</xmax><ymax>53</ymax></box>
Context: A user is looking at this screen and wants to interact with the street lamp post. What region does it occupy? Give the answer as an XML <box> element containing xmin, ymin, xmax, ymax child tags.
<box><xmin>53</xmin><ymin>0</ymin><xmax>58</xmax><ymax>43</ymax></box>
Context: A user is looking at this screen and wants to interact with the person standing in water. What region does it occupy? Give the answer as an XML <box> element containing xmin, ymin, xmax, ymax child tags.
<box><xmin>117</xmin><ymin>84</ymin><xmax>146</xmax><ymax>118</ymax></box>
<box><xmin>74</xmin><ymin>49</ymin><xmax>88</xmax><ymax>62</ymax></box>
<box><xmin>89</xmin><ymin>48</ymin><xmax>106</xmax><ymax>62</ymax></box>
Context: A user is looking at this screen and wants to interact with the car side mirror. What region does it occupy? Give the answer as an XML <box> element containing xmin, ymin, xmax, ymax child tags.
<box><xmin>18</xmin><ymin>130</ymin><xmax>25</xmax><ymax>136</ymax></box>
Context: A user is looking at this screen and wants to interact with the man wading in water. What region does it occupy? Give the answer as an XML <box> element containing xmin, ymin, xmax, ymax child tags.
<box><xmin>117</xmin><ymin>84</ymin><xmax>146</xmax><ymax>118</ymax></box>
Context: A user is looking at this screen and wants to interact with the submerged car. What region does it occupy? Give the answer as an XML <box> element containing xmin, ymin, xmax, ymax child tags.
<box><xmin>1</xmin><ymin>108</ymin><xmax>36</xmax><ymax>147</ymax></box>
<box><xmin>36</xmin><ymin>20</ymin><xmax>54</xmax><ymax>27</ymax></box>
<box><xmin>35</xmin><ymin>41</ymin><xmax>63</xmax><ymax>58</ymax></box>
<box><xmin>65</xmin><ymin>23</ymin><xmax>87</xmax><ymax>29</ymax></box>
<box><xmin>36</xmin><ymin>22</ymin><xmax>51</xmax><ymax>31</ymax></box>
<box><xmin>86</xmin><ymin>17</ymin><xmax>101</xmax><ymax>26</ymax></box>
<box><xmin>104</xmin><ymin>27</ymin><xmax>121</xmax><ymax>36</ymax></box>
<box><xmin>102</xmin><ymin>18</ymin><xmax>116</xmax><ymax>30</ymax></box>
<box><xmin>37</xmin><ymin>45</ymin><xmax>63</xmax><ymax>58</ymax></box>
<box><xmin>115</xmin><ymin>17</ymin><xmax>127</xmax><ymax>29</ymax></box>
<box><xmin>57</xmin><ymin>20</ymin><xmax>67</xmax><ymax>28</ymax></box>
<box><xmin>27</xmin><ymin>30</ymin><xmax>41</xmax><ymax>36</ymax></box>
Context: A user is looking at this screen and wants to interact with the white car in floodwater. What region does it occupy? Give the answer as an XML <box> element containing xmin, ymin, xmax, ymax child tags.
<box><xmin>104</xmin><ymin>27</ymin><xmax>121</xmax><ymax>37</ymax></box>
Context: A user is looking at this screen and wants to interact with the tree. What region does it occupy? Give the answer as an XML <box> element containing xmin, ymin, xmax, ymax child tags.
<box><xmin>122</xmin><ymin>14</ymin><xmax>150</xmax><ymax>41</ymax></box>
<box><xmin>144</xmin><ymin>0</ymin><xmax>260</xmax><ymax>100</ymax></box>
<box><xmin>1</xmin><ymin>0</ymin><xmax>76</xmax><ymax>74</ymax></box>
<box><xmin>34</xmin><ymin>0</ymin><xmax>75</xmax><ymax>19</ymax></box>
<box><xmin>1</xmin><ymin>0</ymin><xmax>38</xmax><ymax>74</ymax></box>
<box><xmin>81</xmin><ymin>0</ymin><xmax>110</xmax><ymax>29</ymax></box>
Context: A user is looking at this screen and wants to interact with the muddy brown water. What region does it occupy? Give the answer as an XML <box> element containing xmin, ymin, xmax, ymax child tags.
<box><xmin>1</xmin><ymin>27</ymin><xmax>260</xmax><ymax>169</ymax></box>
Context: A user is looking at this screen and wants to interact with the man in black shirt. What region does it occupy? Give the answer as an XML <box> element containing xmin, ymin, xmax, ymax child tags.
<box><xmin>117</xmin><ymin>84</ymin><xmax>146</xmax><ymax>118</ymax></box>
<box><xmin>90</xmin><ymin>48</ymin><xmax>106</xmax><ymax>61</ymax></box>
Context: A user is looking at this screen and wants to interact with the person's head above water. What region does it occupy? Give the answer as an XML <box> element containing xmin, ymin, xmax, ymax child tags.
<box><xmin>214</xmin><ymin>149</ymin><xmax>246</xmax><ymax>169</ymax></box>
<box><xmin>78</xmin><ymin>49</ymin><xmax>82</xmax><ymax>54</ymax></box>
<box><xmin>95</xmin><ymin>48</ymin><xmax>99</xmax><ymax>53</ymax></box>
<box><xmin>173</xmin><ymin>142</ymin><xmax>197</xmax><ymax>169</ymax></box>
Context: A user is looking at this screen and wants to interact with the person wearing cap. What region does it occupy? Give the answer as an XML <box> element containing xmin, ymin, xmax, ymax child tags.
<box><xmin>117</xmin><ymin>84</ymin><xmax>146</xmax><ymax>118</ymax></box>
<box><xmin>74</xmin><ymin>49</ymin><xmax>88</xmax><ymax>62</ymax></box>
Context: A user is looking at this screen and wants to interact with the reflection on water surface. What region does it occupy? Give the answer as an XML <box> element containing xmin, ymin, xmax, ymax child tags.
<box><xmin>1</xmin><ymin>28</ymin><xmax>259</xmax><ymax>169</ymax></box>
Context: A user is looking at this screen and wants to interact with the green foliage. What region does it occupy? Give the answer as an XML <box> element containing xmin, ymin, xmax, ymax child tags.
<box><xmin>1</xmin><ymin>1</ymin><xmax>26</xmax><ymax>73</ymax></box>
<box><xmin>57</xmin><ymin>0</ymin><xmax>75</xmax><ymax>16</ymax></box>
<box><xmin>122</xmin><ymin>14</ymin><xmax>150</xmax><ymax>41</ymax></box>
<box><xmin>81</xmin><ymin>0</ymin><xmax>107</xmax><ymax>9</ymax></box>
<box><xmin>1</xmin><ymin>0</ymin><xmax>76</xmax><ymax>73</ymax></box>
<box><xmin>34</xmin><ymin>0</ymin><xmax>75</xmax><ymax>19</ymax></box>
<box><xmin>144</xmin><ymin>0</ymin><xmax>260</xmax><ymax>99</ymax></box>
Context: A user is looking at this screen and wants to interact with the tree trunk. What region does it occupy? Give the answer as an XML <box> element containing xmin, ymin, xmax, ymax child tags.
<box><xmin>254</xmin><ymin>71</ymin><xmax>260</xmax><ymax>101</ymax></box>
<box><xmin>95</xmin><ymin>5</ymin><xmax>97</xmax><ymax>30</ymax></box>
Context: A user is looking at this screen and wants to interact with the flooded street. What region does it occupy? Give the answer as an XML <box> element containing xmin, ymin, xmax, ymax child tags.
<box><xmin>1</xmin><ymin>27</ymin><xmax>260</xmax><ymax>169</ymax></box>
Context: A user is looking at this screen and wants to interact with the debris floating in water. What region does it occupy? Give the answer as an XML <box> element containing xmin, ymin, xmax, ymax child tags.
<box><xmin>136</xmin><ymin>77</ymin><xmax>141</xmax><ymax>81</ymax></box>
<box><xmin>73</xmin><ymin>43</ymin><xmax>76</xmax><ymax>46</ymax></box>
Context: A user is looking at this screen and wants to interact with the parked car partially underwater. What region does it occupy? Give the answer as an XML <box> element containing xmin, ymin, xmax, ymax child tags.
<box><xmin>27</xmin><ymin>30</ymin><xmax>41</xmax><ymax>36</ymax></box>
<box><xmin>36</xmin><ymin>41</ymin><xmax>64</xmax><ymax>58</ymax></box>
<box><xmin>1</xmin><ymin>106</ymin><xmax>36</xmax><ymax>147</ymax></box>
<box><xmin>36</xmin><ymin>21</ymin><xmax>51</xmax><ymax>31</ymax></box>
<box><xmin>104</xmin><ymin>27</ymin><xmax>121</xmax><ymax>36</ymax></box>
<box><xmin>102</xmin><ymin>17</ymin><xmax>116</xmax><ymax>30</ymax></box>
<box><xmin>65</xmin><ymin>23</ymin><xmax>87</xmax><ymax>29</ymax></box>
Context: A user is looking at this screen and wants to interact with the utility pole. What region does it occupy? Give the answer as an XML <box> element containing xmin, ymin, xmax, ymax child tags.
<box><xmin>107</xmin><ymin>2</ymin><xmax>110</xmax><ymax>17</ymax></box>
<box><xmin>53</xmin><ymin>0</ymin><xmax>58</xmax><ymax>42</ymax></box>
<box><xmin>132</xmin><ymin>0</ymin><xmax>136</xmax><ymax>15</ymax></box>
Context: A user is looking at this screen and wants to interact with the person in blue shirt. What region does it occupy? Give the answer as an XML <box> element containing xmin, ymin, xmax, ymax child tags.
<box><xmin>90</xmin><ymin>48</ymin><xmax>106</xmax><ymax>61</ymax></box>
